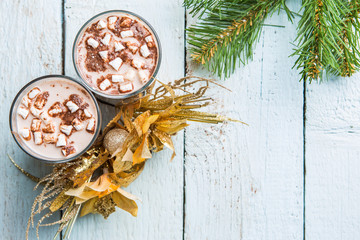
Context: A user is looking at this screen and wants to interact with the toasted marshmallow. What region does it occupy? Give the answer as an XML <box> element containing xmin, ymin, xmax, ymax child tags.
<box><xmin>20</xmin><ymin>128</ymin><xmax>31</xmax><ymax>141</ymax></box>
<box><xmin>97</xmin><ymin>20</ymin><xmax>107</xmax><ymax>29</ymax></box>
<box><xmin>66</xmin><ymin>101</ymin><xmax>79</xmax><ymax>113</ymax></box>
<box><xmin>83</xmin><ymin>109</ymin><xmax>92</xmax><ymax>118</ymax></box>
<box><xmin>99</xmin><ymin>79</ymin><xmax>112</xmax><ymax>91</ymax></box>
<box><xmin>101</xmin><ymin>33</ymin><xmax>111</xmax><ymax>46</ymax></box>
<box><xmin>56</xmin><ymin>134</ymin><xmax>67</xmax><ymax>147</ymax></box>
<box><xmin>139</xmin><ymin>70</ymin><xmax>149</xmax><ymax>83</ymax></box>
<box><xmin>114</xmin><ymin>41</ymin><xmax>125</xmax><ymax>52</ymax></box>
<box><xmin>98</xmin><ymin>50</ymin><xmax>108</xmax><ymax>61</ymax></box>
<box><xmin>72</xmin><ymin>118</ymin><xmax>84</xmax><ymax>131</ymax></box>
<box><xmin>120</xmin><ymin>17</ymin><xmax>132</xmax><ymax>27</ymax></box>
<box><xmin>30</xmin><ymin>105</ymin><xmax>42</xmax><ymax>118</ymax></box>
<box><xmin>124</xmin><ymin>69</ymin><xmax>136</xmax><ymax>81</ymax></box>
<box><xmin>42</xmin><ymin>123</ymin><xmax>55</xmax><ymax>133</ymax></box>
<box><xmin>34</xmin><ymin>131</ymin><xmax>43</xmax><ymax>145</ymax></box>
<box><xmin>140</xmin><ymin>45</ymin><xmax>151</xmax><ymax>58</ymax></box>
<box><xmin>145</xmin><ymin>36</ymin><xmax>153</xmax><ymax>43</ymax></box>
<box><xmin>34</xmin><ymin>92</ymin><xmax>49</xmax><ymax>109</ymax></box>
<box><xmin>119</xmin><ymin>82</ymin><xmax>134</xmax><ymax>93</ymax></box>
<box><xmin>121</xmin><ymin>30</ymin><xmax>134</xmax><ymax>38</ymax></box>
<box><xmin>44</xmin><ymin>134</ymin><xmax>57</xmax><ymax>144</ymax></box>
<box><xmin>86</xmin><ymin>118</ymin><xmax>96</xmax><ymax>133</ymax></box>
<box><xmin>62</xmin><ymin>146</ymin><xmax>76</xmax><ymax>157</ymax></box>
<box><xmin>108</xmin><ymin>16</ymin><xmax>117</xmax><ymax>29</ymax></box>
<box><xmin>39</xmin><ymin>112</ymin><xmax>51</xmax><ymax>124</ymax></box>
<box><xmin>21</xmin><ymin>96</ymin><xmax>31</xmax><ymax>108</ymax></box>
<box><xmin>112</xmin><ymin>75</ymin><xmax>125</xmax><ymax>83</ymax></box>
<box><xmin>87</xmin><ymin>38</ymin><xmax>99</xmax><ymax>48</ymax></box>
<box><xmin>131</xmin><ymin>59</ymin><xmax>144</xmax><ymax>69</ymax></box>
<box><xmin>48</xmin><ymin>102</ymin><xmax>64</xmax><ymax>116</ymax></box>
<box><xmin>126</xmin><ymin>42</ymin><xmax>139</xmax><ymax>53</ymax></box>
<box><xmin>18</xmin><ymin>106</ymin><xmax>29</xmax><ymax>119</ymax></box>
<box><xmin>109</xmin><ymin>57</ymin><xmax>123</xmax><ymax>71</ymax></box>
<box><xmin>31</xmin><ymin>118</ymin><xmax>42</xmax><ymax>132</ymax></box>
<box><xmin>60</xmin><ymin>124</ymin><xmax>73</xmax><ymax>136</ymax></box>
<box><xmin>28</xmin><ymin>87</ymin><xmax>41</xmax><ymax>99</ymax></box>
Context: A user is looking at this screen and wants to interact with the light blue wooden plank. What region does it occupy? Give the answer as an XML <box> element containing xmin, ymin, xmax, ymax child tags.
<box><xmin>184</xmin><ymin>0</ymin><xmax>304</xmax><ymax>239</ymax></box>
<box><xmin>0</xmin><ymin>0</ymin><xmax>62</xmax><ymax>239</ymax></box>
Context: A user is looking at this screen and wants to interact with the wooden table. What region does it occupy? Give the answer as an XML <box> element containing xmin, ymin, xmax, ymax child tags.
<box><xmin>2</xmin><ymin>0</ymin><xmax>360</xmax><ymax>239</ymax></box>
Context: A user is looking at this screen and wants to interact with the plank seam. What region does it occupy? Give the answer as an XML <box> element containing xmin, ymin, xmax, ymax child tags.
<box><xmin>303</xmin><ymin>79</ymin><xmax>306</xmax><ymax>240</ymax></box>
<box><xmin>182</xmin><ymin>5</ymin><xmax>187</xmax><ymax>240</ymax></box>
<box><xmin>60</xmin><ymin>0</ymin><xmax>65</xmax><ymax>239</ymax></box>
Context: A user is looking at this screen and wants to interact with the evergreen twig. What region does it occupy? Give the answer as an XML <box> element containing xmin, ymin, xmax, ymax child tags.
<box><xmin>185</xmin><ymin>0</ymin><xmax>293</xmax><ymax>78</ymax></box>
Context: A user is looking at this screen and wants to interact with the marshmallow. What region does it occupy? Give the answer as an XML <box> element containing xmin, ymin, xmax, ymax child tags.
<box><xmin>87</xmin><ymin>38</ymin><xmax>99</xmax><ymax>48</ymax></box>
<box><xmin>98</xmin><ymin>50</ymin><xmax>108</xmax><ymax>61</ymax></box>
<box><xmin>86</xmin><ymin>118</ymin><xmax>96</xmax><ymax>133</ymax></box>
<box><xmin>126</xmin><ymin>42</ymin><xmax>139</xmax><ymax>54</ymax></box>
<box><xmin>66</xmin><ymin>101</ymin><xmax>79</xmax><ymax>113</ymax></box>
<box><xmin>48</xmin><ymin>102</ymin><xmax>64</xmax><ymax>116</ymax></box>
<box><xmin>124</xmin><ymin>69</ymin><xmax>136</xmax><ymax>81</ymax></box>
<box><xmin>21</xmin><ymin>96</ymin><xmax>31</xmax><ymax>108</ymax></box>
<box><xmin>19</xmin><ymin>128</ymin><xmax>31</xmax><ymax>141</ymax></box>
<box><xmin>44</xmin><ymin>134</ymin><xmax>57</xmax><ymax>144</ymax></box>
<box><xmin>60</xmin><ymin>124</ymin><xmax>73</xmax><ymax>136</ymax></box>
<box><xmin>34</xmin><ymin>131</ymin><xmax>43</xmax><ymax>145</ymax></box>
<box><xmin>120</xmin><ymin>17</ymin><xmax>132</xmax><ymax>27</ymax></box>
<box><xmin>139</xmin><ymin>70</ymin><xmax>149</xmax><ymax>83</ymax></box>
<box><xmin>18</xmin><ymin>106</ymin><xmax>29</xmax><ymax>119</ymax></box>
<box><xmin>31</xmin><ymin>118</ymin><xmax>42</xmax><ymax>132</ymax></box>
<box><xmin>97</xmin><ymin>20</ymin><xmax>107</xmax><ymax>29</ymax></box>
<box><xmin>121</xmin><ymin>30</ymin><xmax>134</xmax><ymax>38</ymax></box>
<box><xmin>28</xmin><ymin>87</ymin><xmax>41</xmax><ymax>99</ymax></box>
<box><xmin>99</xmin><ymin>79</ymin><xmax>112</xmax><ymax>91</ymax></box>
<box><xmin>34</xmin><ymin>91</ymin><xmax>49</xmax><ymax>109</ymax></box>
<box><xmin>56</xmin><ymin>134</ymin><xmax>67</xmax><ymax>147</ymax></box>
<box><xmin>108</xmin><ymin>16</ymin><xmax>117</xmax><ymax>24</ymax></box>
<box><xmin>119</xmin><ymin>82</ymin><xmax>134</xmax><ymax>93</ymax></box>
<box><xmin>140</xmin><ymin>44</ymin><xmax>151</xmax><ymax>58</ymax></box>
<box><xmin>114</xmin><ymin>41</ymin><xmax>125</xmax><ymax>52</ymax></box>
<box><xmin>72</xmin><ymin>118</ymin><xmax>84</xmax><ymax>131</ymax></box>
<box><xmin>62</xmin><ymin>146</ymin><xmax>76</xmax><ymax>157</ymax></box>
<box><xmin>109</xmin><ymin>57</ymin><xmax>123</xmax><ymax>71</ymax></box>
<box><xmin>112</xmin><ymin>75</ymin><xmax>124</xmax><ymax>83</ymax></box>
<box><xmin>108</xmin><ymin>16</ymin><xmax>118</xmax><ymax>29</ymax></box>
<box><xmin>42</xmin><ymin>123</ymin><xmax>55</xmax><ymax>133</ymax></box>
<box><xmin>145</xmin><ymin>36</ymin><xmax>153</xmax><ymax>43</ymax></box>
<box><xmin>83</xmin><ymin>109</ymin><xmax>92</xmax><ymax>118</ymax></box>
<box><xmin>131</xmin><ymin>59</ymin><xmax>144</xmax><ymax>69</ymax></box>
<box><xmin>30</xmin><ymin>105</ymin><xmax>42</xmax><ymax>118</ymax></box>
<box><xmin>39</xmin><ymin>112</ymin><xmax>51</xmax><ymax>124</ymax></box>
<box><xmin>101</xmin><ymin>33</ymin><xmax>111</xmax><ymax>46</ymax></box>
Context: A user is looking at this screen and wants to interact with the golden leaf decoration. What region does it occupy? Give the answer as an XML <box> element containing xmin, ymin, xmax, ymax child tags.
<box><xmin>111</xmin><ymin>191</ymin><xmax>138</xmax><ymax>217</ymax></box>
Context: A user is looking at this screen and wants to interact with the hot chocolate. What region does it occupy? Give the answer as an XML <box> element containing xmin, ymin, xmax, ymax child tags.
<box><xmin>74</xmin><ymin>11</ymin><xmax>160</xmax><ymax>97</ymax></box>
<box><xmin>10</xmin><ymin>76</ymin><xmax>100</xmax><ymax>161</ymax></box>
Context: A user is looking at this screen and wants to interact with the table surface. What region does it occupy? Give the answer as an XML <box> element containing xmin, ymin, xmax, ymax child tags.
<box><xmin>2</xmin><ymin>0</ymin><xmax>360</xmax><ymax>239</ymax></box>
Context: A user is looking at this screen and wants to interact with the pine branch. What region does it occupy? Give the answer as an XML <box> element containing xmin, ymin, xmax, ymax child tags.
<box><xmin>186</xmin><ymin>0</ymin><xmax>292</xmax><ymax>78</ymax></box>
<box><xmin>292</xmin><ymin>0</ymin><xmax>360</xmax><ymax>82</ymax></box>
<box><xmin>337</xmin><ymin>0</ymin><xmax>360</xmax><ymax>77</ymax></box>
<box><xmin>184</xmin><ymin>0</ymin><xmax>222</xmax><ymax>16</ymax></box>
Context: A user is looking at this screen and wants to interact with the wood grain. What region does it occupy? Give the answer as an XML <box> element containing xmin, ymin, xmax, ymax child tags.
<box><xmin>306</xmin><ymin>74</ymin><xmax>360</xmax><ymax>239</ymax></box>
<box><xmin>0</xmin><ymin>0</ymin><xmax>62</xmax><ymax>239</ymax></box>
<box><xmin>64</xmin><ymin>0</ymin><xmax>185</xmax><ymax>239</ymax></box>
<box><xmin>184</xmin><ymin>1</ymin><xmax>303</xmax><ymax>239</ymax></box>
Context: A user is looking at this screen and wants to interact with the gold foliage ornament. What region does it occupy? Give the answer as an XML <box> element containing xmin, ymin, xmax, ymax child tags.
<box><xmin>10</xmin><ymin>76</ymin><xmax>244</xmax><ymax>240</ymax></box>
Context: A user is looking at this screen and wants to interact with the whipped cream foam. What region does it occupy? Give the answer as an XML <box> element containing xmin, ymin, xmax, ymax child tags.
<box><xmin>14</xmin><ymin>77</ymin><xmax>98</xmax><ymax>160</ymax></box>
<box><xmin>74</xmin><ymin>12</ymin><xmax>159</xmax><ymax>96</ymax></box>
